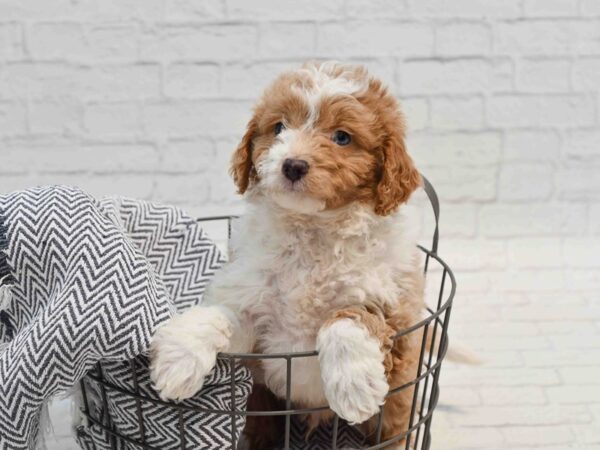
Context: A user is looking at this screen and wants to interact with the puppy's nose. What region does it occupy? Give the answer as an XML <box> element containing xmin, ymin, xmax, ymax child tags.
<box><xmin>282</xmin><ymin>158</ymin><xmax>309</xmax><ymax>182</ymax></box>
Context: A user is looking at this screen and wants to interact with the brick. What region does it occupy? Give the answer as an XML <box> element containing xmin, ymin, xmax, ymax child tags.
<box><xmin>154</xmin><ymin>175</ymin><xmax>210</xmax><ymax>205</ymax></box>
<box><xmin>165</xmin><ymin>0</ymin><xmax>225</xmax><ymax>20</ymax></box>
<box><xmin>504</xmin><ymin>426</ymin><xmax>573</xmax><ymax>446</ymax></box>
<box><xmin>161</xmin><ymin>139</ymin><xmax>215</xmax><ymax>172</ymax></box>
<box><xmin>72</xmin><ymin>174</ymin><xmax>154</xmax><ymax>198</ymax></box>
<box><xmin>565</xmin><ymin>130</ymin><xmax>600</xmax><ymax>159</ymax></box>
<box><xmin>440</xmin><ymin>387</ymin><xmax>480</xmax><ymax>406</ymax></box>
<box><xmin>479</xmin><ymin>387</ymin><xmax>547</xmax><ymax>405</ymax></box>
<box><xmin>410</xmin><ymin>0</ymin><xmax>521</xmax><ymax>18</ymax></box>
<box><xmin>524</xmin><ymin>0</ymin><xmax>579</xmax><ymax>17</ymax></box>
<box><xmin>409</xmin><ymin>131</ymin><xmax>502</xmax><ymax>167</ymax></box>
<box><xmin>591</xmin><ymin>204</ymin><xmax>600</xmax><ymax>234</ymax></box>
<box><xmin>164</xmin><ymin>64</ymin><xmax>220</xmax><ymax>99</ymax></box>
<box><xmin>498</xmin><ymin>163</ymin><xmax>554</xmax><ymax>201</ymax></box>
<box><xmin>226</xmin><ymin>0</ymin><xmax>344</xmax><ymax>20</ymax></box>
<box><xmin>84</xmin><ymin>103</ymin><xmax>140</xmax><ymax>137</ymax></box>
<box><xmin>504</xmin><ymin>130</ymin><xmax>561</xmax><ymax>161</ymax></box>
<box><xmin>259</xmin><ymin>23</ymin><xmax>316</xmax><ymax>58</ymax></box>
<box><xmin>517</xmin><ymin>59</ymin><xmax>571</xmax><ymax>92</ymax></box>
<box><xmin>140</xmin><ymin>25</ymin><xmax>257</xmax><ymax>62</ymax></box>
<box><xmin>458</xmin><ymin>405</ymin><xmax>589</xmax><ymax>426</ymax></box>
<box><xmin>561</xmin><ymin>367</ymin><xmax>600</xmax><ymax>384</ymax></box>
<box><xmin>423</xmin><ymin>166</ymin><xmax>497</xmax><ymax>202</ymax></box>
<box><xmin>142</xmin><ymin>100</ymin><xmax>252</xmax><ymax>137</ymax></box>
<box><xmin>487</xmin><ymin>95</ymin><xmax>595</xmax><ymax>128</ymax></box>
<box><xmin>563</xmin><ymin>238</ymin><xmax>600</xmax><ymax>268</ymax></box>
<box><xmin>442</xmin><ymin>367</ymin><xmax>560</xmax><ymax>387</ymax></box>
<box><xmin>316</xmin><ymin>23</ymin><xmax>434</xmax><ymax>58</ymax></box>
<box><xmin>221</xmin><ymin>62</ymin><xmax>297</xmax><ymax>99</ymax></box>
<box><xmin>547</xmin><ymin>385</ymin><xmax>600</xmax><ymax>403</ymax></box>
<box><xmin>573</xmin><ymin>58</ymin><xmax>600</xmax><ymax>90</ymax></box>
<box><xmin>345</xmin><ymin>0</ymin><xmax>409</xmax><ymax>18</ymax></box>
<box><xmin>430</xmin><ymin>96</ymin><xmax>484</xmax><ymax>130</ymax></box>
<box><xmin>582</xmin><ymin>0</ymin><xmax>600</xmax><ymax>15</ymax></box>
<box><xmin>435</xmin><ymin>22</ymin><xmax>490</xmax><ymax>56</ymax></box>
<box><xmin>0</xmin><ymin>101</ymin><xmax>27</xmax><ymax>136</ymax></box>
<box><xmin>495</xmin><ymin>21</ymin><xmax>573</xmax><ymax>55</ymax></box>
<box><xmin>81</xmin><ymin>145</ymin><xmax>160</xmax><ymax>172</ymax></box>
<box><xmin>29</xmin><ymin>100</ymin><xmax>81</xmax><ymax>135</ymax></box>
<box><xmin>401</xmin><ymin>98</ymin><xmax>429</xmax><ymax>131</ymax></box>
<box><xmin>0</xmin><ymin>22</ymin><xmax>22</xmax><ymax>60</ymax></box>
<box><xmin>524</xmin><ymin>349</ymin><xmax>600</xmax><ymax>366</ymax></box>
<box><xmin>556</xmin><ymin>166</ymin><xmax>600</xmax><ymax>200</ymax></box>
<box><xmin>400</xmin><ymin>59</ymin><xmax>507</xmax><ymax>95</ymax></box>
<box><xmin>480</xmin><ymin>204</ymin><xmax>586</xmax><ymax>237</ymax></box>
<box><xmin>29</xmin><ymin>23</ymin><xmax>138</xmax><ymax>62</ymax></box>
<box><xmin>443</xmin><ymin>239</ymin><xmax>506</xmax><ymax>271</ymax></box>
<box><xmin>508</xmin><ymin>238</ymin><xmax>562</xmax><ymax>269</ymax></box>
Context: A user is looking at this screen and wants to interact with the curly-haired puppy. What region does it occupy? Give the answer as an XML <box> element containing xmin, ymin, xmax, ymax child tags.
<box><xmin>150</xmin><ymin>62</ymin><xmax>425</xmax><ymax>449</ymax></box>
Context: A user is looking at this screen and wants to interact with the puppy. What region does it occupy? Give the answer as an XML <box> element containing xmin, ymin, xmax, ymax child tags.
<box><xmin>150</xmin><ymin>62</ymin><xmax>424</xmax><ymax>449</ymax></box>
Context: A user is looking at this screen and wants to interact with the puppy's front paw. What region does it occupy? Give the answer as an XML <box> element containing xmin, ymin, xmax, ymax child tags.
<box><xmin>150</xmin><ymin>306</ymin><xmax>232</xmax><ymax>401</ymax></box>
<box><xmin>317</xmin><ymin>319</ymin><xmax>389</xmax><ymax>424</ymax></box>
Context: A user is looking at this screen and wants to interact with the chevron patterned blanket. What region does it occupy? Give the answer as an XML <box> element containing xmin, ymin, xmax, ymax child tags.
<box><xmin>0</xmin><ymin>185</ymin><xmax>365</xmax><ymax>450</ymax></box>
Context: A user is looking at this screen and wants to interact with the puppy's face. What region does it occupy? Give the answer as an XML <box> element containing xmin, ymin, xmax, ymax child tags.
<box><xmin>231</xmin><ymin>62</ymin><xmax>421</xmax><ymax>216</ymax></box>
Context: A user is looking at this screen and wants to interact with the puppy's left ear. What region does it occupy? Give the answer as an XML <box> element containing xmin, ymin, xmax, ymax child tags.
<box><xmin>230</xmin><ymin>116</ymin><xmax>258</xmax><ymax>194</ymax></box>
<box><xmin>374</xmin><ymin>124</ymin><xmax>421</xmax><ymax>216</ymax></box>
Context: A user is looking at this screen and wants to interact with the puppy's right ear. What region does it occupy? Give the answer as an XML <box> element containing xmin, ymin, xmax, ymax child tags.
<box><xmin>230</xmin><ymin>117</ymin><xmax>258</xmax><ymax>194</ymax></box>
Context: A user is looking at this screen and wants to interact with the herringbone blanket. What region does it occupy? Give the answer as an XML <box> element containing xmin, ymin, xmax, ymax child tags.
<box><xmin>0</xmin><ymin>186</ymin><xmax>251</xmax><ymax>449</ymax></box>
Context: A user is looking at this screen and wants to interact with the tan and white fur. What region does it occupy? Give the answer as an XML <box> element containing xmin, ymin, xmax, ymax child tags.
<box><xmin>150</xmin><ymin>62</ymin><xmax>424</xmax><ymax>449</ymax></box>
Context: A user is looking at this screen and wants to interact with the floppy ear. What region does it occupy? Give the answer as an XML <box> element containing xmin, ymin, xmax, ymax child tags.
<box><xmin>230</xmin><ymin>117</ymin><xmax>258</xmax><ymax>194</ymax></box>
<box><xmin>374</xmin><ymin>125</ymin><xmax>421</xmax><ymax>216</ymax></box>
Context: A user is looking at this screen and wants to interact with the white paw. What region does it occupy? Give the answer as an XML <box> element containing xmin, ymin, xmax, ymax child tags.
<box><xmin>317</xmin><ymin>319</ymin><xmax>389</xmax><ymax>424</ymax></box>
<box><xmin>150</xmin><ymin>306</ymin><xmax>232</xmax><ymax>401</ymax></box>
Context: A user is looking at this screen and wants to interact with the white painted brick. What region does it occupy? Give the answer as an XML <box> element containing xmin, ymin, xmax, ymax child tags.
<box><xmin>443</xmin><ymin>239</ymin><xmax>506</xmax><ymax>270</ymax></box>
<box><xmin>573</xmin><ymin>58</ymin><xmax>600</xmax><ymax>90</ymax></box>
<box><xmin>582</xmin><ymin>0</ymin><xmax>600</xmax><ymax>15</ymax></box>
<box><xmin>165</xmin><ymin>0</ymin><xmax>225</xmax><ymax>21</ymax></box>
<box><xmin>565</xmin><ymin>130</ymin><xmax>600</xmax><ymax>159</ymax></box>
<box><xmin>508</xmin><ymin>238</ymin><xmax>562</xmax><ymax>269</ymax></box>
<box><xmin>345</xmin><ymin>0</ymin><xmax>409</xmax><ymax>18</ymax></box>
<box><xmin>161</xmin><ymin>139</ymin><xmax>215</xmax><ymax>173</ymax></box>
<box><xmin>259</xmin><ymin>23</ymin><xmax>316</xmax><ymax>58</ymax></box>
<box><xmin>221</xmin><ymin>62</ymin><xmax>297</xmax><ymax>99</ymax></box>
<box><xmin>478</xmin><ymin>386</ymin><xmax>547</xmax><ymax>405</ymax></box>
<box><xmin>547</xmin><ymin>385</ymin><xmax>600</xmax><ymax>403</ymax></box>
<box><xmin>410</xmin><ymin>0</ymin><xmax>522</xmax><ymax>18</ymax></box>
<box><xmin>424</xmin><ymin>166</ymin><xmax>497</xmax><ymax>202</ymax></box>
<box><xmin>457</xmin><ymin>405</ymin><xmax>589</xmax><ymax>426</ymax></box>
<box><xmin>498</xmin><ymin>163</ymin><xmax>554</xmax><ymax>201</ymax></box>
<box><xmin>430</xmin><ymin>96</ymin><xmax>484</xmax><ymax>130</ymax></box>
<box><xmin>154</xmin><ymin>175</ymin><xmax>210</xmax><ymax>205</ymax></box>
<box><xmin>317</xmin><ymin>23</ymin><xmax>434</xmax><ymax>58</ymax></box>
<box><xmin>140</xmin><ymin>25</ymin><xmax>257</xmax><ymax>62</ymax></box>
<box><xmin>164</xmin><ymin>64</ymin><xmax>220</xmax><ymax>99</ymax></box>
<box><xmin>440</xmin><ymin>387</ymin><xmax>480</xmax><ymax>406</ymax></box>
<box><xmin>82</xmin><ymin>145</ymin><xmax>161</xmax><ymax>172</ymax></box>
<box><xmin>435</xmin><ymin>22</ymin><xmax>490</xmax><ymax>56</ymax></box>
<box><xmin>591</xmin><ymin>204</ymin><xmax>600</xmax><ymax>234</ymax></box>
<box><xmin>480</xmin><ymin>204</ymin><xmax>587</xmax><ymax>237</ymax></box>
<box><xmin>84</xmin><ymin>103</ymin><xmax>140</xmax><ymax>137</ymax></box>
<box><xmin>560</xmin><ymin>366</ymin><xmax>600</xmax><ymax>384</ymax></box>
<box><xmin>0</xmin><ymin>22</ymin><xmax>22</xmax><ymax>60</ymax></box>
<box><xmin>524</xmin><ymin>0</ymin><xmax>579</xmax><ymax>17</ymax></box>
<box><xmin>495</xmin><ymin>21</ymin><xmax>573</xmax><ymax>55</ymax></box>
<box><xmin>517</xmin><ymin>59</ymin><xmax>571</xmax><ymax>92</ymax></box>
<box><xmin>400</xmin><ymin>59</ymin><xmax>509</xmax><ymax>95</ymax></box>
<box><xmin>0</xmin><ymin>101</ymin><xmax>27</xmax><ymax>136</ymax></box>
<box><xmin>488</xmin><ymin>95</ymin><xmax>595</xmax><ymax>128</ymax></box>
<box><xmin>434</xmin><ymin>203</ymin><xmax>478</xmax><ymax>238</ymax></box>
<box><xmin>572</xmin><ymin>20</ymin><xmax>600</xmax><ymax>55</ymax></box>
<box><xmin>142</xmin><ymin>100</ymin><xmax>252</xmax><ymax>137</ymax></box>
<box><xmin>29</xmin><ymin>100</ymin><xmax>81</xmax><ymax>135</ymax></box>
<box><xmin>226</xmin><ymin>0</ymin><xmax>344</xmax><ymax>21</ymax></box>
<box><xmin>525</xmin><ymin>348</ymin><xmax>600</xmax><ymax>367</ymax></box>
<box><xmin>29</xmin><ymin>23</ymin><xmax>138</xmax><ymax>62</ymax></box>
<box><xmin>563</xmin><ymin>238</ymin><xmax>600</xmax><ymax>267</ymax></box>
<box><xmin>504</xmin><ymin>130</ymin><xmax>561</xmax><ymax>161</ymax></box>
<box><xmin>409</xmin><ymin>131</ymin><xmax>502</xmax><ymax>167</ymax></box>
<box><xmin>504</xmin><ymin>426</ymin><xmax>573</xmax><ymax>446</ymax></box>
<box><xmin>401</xmin><ymin>98</ymin><xmax>429</xmax><ymax>131</ymax></box>
<box><xmin>556</xmin><ymin>166</ymin><xmax>600</xmax><ymax>200</ymax></box>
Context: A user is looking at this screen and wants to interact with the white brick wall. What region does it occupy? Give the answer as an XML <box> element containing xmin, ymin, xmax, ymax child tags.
<box><xmin>0</xmin><ymin>1</ymin><xmax>598</xmax><ymax>449</ymax></box>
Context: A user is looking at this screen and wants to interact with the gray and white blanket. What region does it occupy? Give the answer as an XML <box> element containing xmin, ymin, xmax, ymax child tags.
<box><xmin>0</xmin><ymin>186</ymin><xmax>365</xmax><ymax>450</ymax></box>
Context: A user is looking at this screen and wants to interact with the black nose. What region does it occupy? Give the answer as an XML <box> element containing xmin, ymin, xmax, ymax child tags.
<box><xmin>282</xmin><ymin>158</ymin><xmax>309</xmax><ymax>182</ymax></box>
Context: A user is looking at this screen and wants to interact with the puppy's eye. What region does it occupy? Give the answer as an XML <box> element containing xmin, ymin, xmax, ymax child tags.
<box><xmin>332</xmin><ymin>130</ymin><xmax>351</xmax><ymax>146</ymax></box>
<box><xmin>274</xmin><ymin>122</ymin><xmax>285</xmax><ymax>135</ymax></box>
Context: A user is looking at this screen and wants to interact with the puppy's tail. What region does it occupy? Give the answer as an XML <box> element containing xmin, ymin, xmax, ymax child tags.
<box><xmin>425</xmin><ymin>332</ymin><xmax>483</xmax><ymax>365</ymax></box>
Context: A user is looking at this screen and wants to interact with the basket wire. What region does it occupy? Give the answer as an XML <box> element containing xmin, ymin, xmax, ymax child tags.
<box><xmin>79</xmin><ymin>178</ymin><xmax>455</xmax><ymax>450</ymax></box>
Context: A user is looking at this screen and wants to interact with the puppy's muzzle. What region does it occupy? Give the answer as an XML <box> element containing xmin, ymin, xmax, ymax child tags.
<box><xmin>282</xmin><ymin>158</ymin><xmax>309</xmax><ymax>182</ymax></box>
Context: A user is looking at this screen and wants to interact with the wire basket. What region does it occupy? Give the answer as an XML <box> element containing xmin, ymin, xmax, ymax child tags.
<box><xmin>78</xmin><ymin>178</ymin><xmax>455</xmax><ymax>450</ymax></box>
